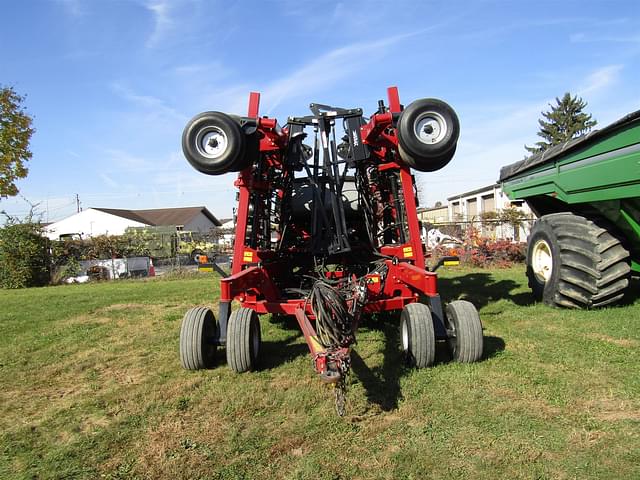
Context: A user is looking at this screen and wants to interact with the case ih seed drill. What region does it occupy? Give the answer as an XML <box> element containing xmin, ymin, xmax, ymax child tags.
<box><xmin>179</xmin><ymin>87</ymin><xmax>483</xmax><ymax>414</ymax></box>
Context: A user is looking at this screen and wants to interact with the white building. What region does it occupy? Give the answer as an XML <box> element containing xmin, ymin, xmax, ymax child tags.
<box><xmin>216</xmin><ymin>218</ymin><xmax>235</xmax><ymax>247</ymax></box>
<box><xmin>417</xmin><ymin>205</ymin><xmax>449</xmax><ymax>224</ymax></box>
<box><xmin>446</xmin><ymin>183</ymin><xmax>535</xmax><ymax>241</ymax></box>
<box><xmin>44</xmin><ymin>206</ymin><xmax>221</xmax><ymax>240</ymax></box>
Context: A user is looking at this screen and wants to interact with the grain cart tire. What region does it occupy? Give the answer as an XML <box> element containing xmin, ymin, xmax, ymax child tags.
<box><xmin>226</xmin><ymin>307</ymin><xmax>261</xmax><ymax>372</ymax></box>
<box><xmin>397</xmin><ymin>98</ymin><xmax>459</xmax><ymax>172</ymax></box>
<box><xmin>445</xmin><ymin>300</ymin><xmax>483</xmax><ymax>363</ymax></box>
<box><xmin>526</xmin><ymin>213</ymin><xmax>631</xmax><ymax>308</ymax></box>
<box><xmin>182</xmin><ymin>111</ymin><xmax>246</xmax><ymax>175</ymax></box>
<box><xmin>180</xmin><ymin>307</ymin><xmax>217</xmax><ymax>370</ymax></box>
<box><xmin>400</xmin><ymin>303</ymin><xmax>436</xmax><ymax>368</ymax></box>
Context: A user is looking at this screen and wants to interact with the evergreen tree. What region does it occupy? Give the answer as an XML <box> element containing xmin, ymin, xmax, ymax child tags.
<box><xmin>525</xmin><ymin>92</ymin><xmax>597</xmax><ymax>155</ymax></box>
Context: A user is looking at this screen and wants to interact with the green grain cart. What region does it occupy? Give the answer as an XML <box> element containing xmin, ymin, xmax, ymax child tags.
<box><xmin>500</xmin><ymin>110</ymin><xmax>640</xmax><ymax>308</ymax></box>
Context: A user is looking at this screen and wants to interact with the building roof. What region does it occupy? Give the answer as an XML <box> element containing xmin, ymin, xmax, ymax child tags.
<box><xmin>421</xmin><ymin>205</ymin><xmax>448</xmax><ymax>212</ymax></box>
<box><xmin>93</xmin><ymin>208</ymin><xmax>149</xmax><ymax>224</ymax></box>
<box><xmin>93</xmin><ymin>206</ymin><xmax>222</xmax><ymax>227</ymax></box>
<box><xmin>447</xmin><ymin>183</ymin><xmax>499</xmax><ymax>201</ymax></box>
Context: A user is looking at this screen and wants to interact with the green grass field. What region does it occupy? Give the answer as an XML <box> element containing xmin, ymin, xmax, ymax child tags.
<box><xmin>1</xmin><ymin>267</ymin><xmax>639</xmax><ymax>479</ymax></box>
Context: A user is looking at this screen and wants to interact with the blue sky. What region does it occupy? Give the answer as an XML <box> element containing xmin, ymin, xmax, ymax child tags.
<box><xmin>1</xmin><ymin>0</ymin><xmax>639</xmax><ymax>222</ymax></box>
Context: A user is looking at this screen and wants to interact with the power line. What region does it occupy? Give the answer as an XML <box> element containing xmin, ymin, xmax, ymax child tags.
<box><xmin>48</xmin><ymin>201</ymin><xmax>77</xmax><ymax>213</ymax></box>
<box><xmin>73</xmin><ymin>186</ymin><xmax>236</xmax><ymax>199</ymax></box>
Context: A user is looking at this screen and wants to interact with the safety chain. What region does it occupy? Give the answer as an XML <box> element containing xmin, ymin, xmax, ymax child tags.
<box><xmin>334</xmin><ymin>354</ymin><xmax>351</xmax><ymax>416</ymax></box>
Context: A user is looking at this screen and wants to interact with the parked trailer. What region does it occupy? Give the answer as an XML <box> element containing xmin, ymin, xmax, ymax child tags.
<box><xmin>500</xmin><ymin>110</ymin><xmax>640</xmax><ymax>308</ymax></box>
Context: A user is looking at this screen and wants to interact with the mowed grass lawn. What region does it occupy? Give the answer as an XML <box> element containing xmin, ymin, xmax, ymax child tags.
<box><xmin>1</xmin><ymin>267</ymin><xmax>639</xmax><ymax>479</ymax></box>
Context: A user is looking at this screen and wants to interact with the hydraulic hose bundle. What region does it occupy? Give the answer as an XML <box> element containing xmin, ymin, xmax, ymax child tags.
<box><xmin>309</xmin><ymin>280</ymin><xmax>355</xmax><ymax>348</ymax></box>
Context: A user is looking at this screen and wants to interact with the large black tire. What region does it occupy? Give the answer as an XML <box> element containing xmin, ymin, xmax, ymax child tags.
<box><xmin>445</xmin><ymin>300</ymin><xmax>483</xmax><ymax>363</ymax></box>
<box><xmin>400</xmin><ymin>303</ymin><xmax>436</xmax><ymax>368</ymax></box>
<box><xmin>397</xmin><ymin>98</ymin><xmax>460</xmax><ymax>172</ymax></box>
<box><xmin>526</xmin><ymin>213</ymin><xmax>631</xmax><ymax>308</ymax></box>
<box><xmin>226</xmin><ymin>307</ymin><xmax>261</xmax><ymax>372</ymax></box>
<box><xmin>180</xmin><ymin>307</ymin><xmax>217</xmax><ymax>370</ymax></box>
<box><xmin>182</xmin><ymin>111</ymin><xmax>246</xmax><ymax>175</ymax></box>
<box><xmin>399</xmin><ymin>144</ymin><xmax>457</xmax><ymax>173</ymax></box>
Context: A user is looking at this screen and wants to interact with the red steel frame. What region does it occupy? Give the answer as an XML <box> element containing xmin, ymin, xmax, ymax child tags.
<box><xmin>218</xmin><ymin>87</ymin><xmax>443</xmax><ymax>377</ymax></box>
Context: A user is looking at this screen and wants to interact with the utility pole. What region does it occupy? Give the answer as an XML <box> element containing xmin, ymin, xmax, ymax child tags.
<box><xmin>76</xmin><ymin>193</ymin><xmax>81</xmax><ymax>213</ymax></box>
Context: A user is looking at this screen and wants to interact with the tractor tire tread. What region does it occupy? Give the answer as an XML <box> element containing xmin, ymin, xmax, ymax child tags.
<box><xmin>227</xmin><ymin>307</ymin><xmax>260</xmax><ymax>373</ymax></box>
<box><xmin>558</xmin><ymin>254</ymin><xmax>600</xmax><ymax>278</ymax></box>
<box><xmin>527</xmin><ymin>213</ymin><xmax>630</xmax><ymax>309</ymax></box>
<box><xmin>401</xmin><ymin>303</ymin><xmax>436</xmax><ymax>368</ymax></box>
<box><xmin>446</xmin><ymin>300</ymin><xmax>483</xmax><ymax>363</ymax></box>
<box><xmin>558</xmin><ymin>270</ymin><xmax>599</xmax><ymax>295</ymax></box>
<box><xmin>180</xmin><ymin>306</ymin><xmax>216</xmax><ymax>370</ymax></box>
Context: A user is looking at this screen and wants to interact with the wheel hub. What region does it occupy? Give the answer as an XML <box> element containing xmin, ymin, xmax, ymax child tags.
<box><xmin>196</xmin><ymin>127</ymin><xmax>228</xmax><ymax>159</ymax></box>
<box><xmin>414</xmin><ymin>112</ymin><xmax>447</xmax><ymax>144</ymax></box>
<box><xmin>531</xmin><ymin>239</ymin><xmax>553</xmax><ymax>282</ymax></box>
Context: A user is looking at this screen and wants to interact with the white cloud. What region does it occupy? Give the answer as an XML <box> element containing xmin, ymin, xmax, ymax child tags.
<box><xmin>145</xmin><ymin>0</ymin><xmax>174</xmax><ymax>48</ymax></box>
<box><xmin>570</xmin><ymin>32</ymin><xmax>640</xmax><ymax>44</ymax></box>
<box><xmin>258</xmin><ymin>29</ymin><xmax>441</xmax><ymax>115</ymax></box>
<box><xmin>99</xmin><ymin>173</ymin><xmax>120</xmax><ymax>189</ymax></box>
<box><xmin>578</xmin><ymin>64</ymin><xmax>623</xmax><ymax>96</ymax></box>
<box><xmin>569</xmin><ymin>32</ymin><xmax>586</xmax><ymax>43</ymax></box>
<box><xmin>56</xmin><ymin>0</ymin><xmax>85</xmax><ymax>17</ymax></box>
<box><xmin>104</xmin><ymin>149</ymin><xmax>155</xmax><ymax>171</ymax></box>
<box><xmin>173</xmin><ymin>62</ymin><xmax>227</xmax><ymax>77</ymax></box>
<box><xmin>110</xmin><ymin>82</ymin><xmax>187</xmax><ymax>124</ymax></box>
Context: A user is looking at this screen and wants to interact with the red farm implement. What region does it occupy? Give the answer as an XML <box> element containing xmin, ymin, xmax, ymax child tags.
<box><xmin>179</xmin><ymin>87</ymin><xmax>483</xmax><ymax>414</ymax></box>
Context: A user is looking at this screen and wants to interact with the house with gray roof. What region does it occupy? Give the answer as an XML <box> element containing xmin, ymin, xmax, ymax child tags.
<box><xmin>44</xmin><ymin>206</ymin><xmax>221</xmax><ymax>240</ymax></box>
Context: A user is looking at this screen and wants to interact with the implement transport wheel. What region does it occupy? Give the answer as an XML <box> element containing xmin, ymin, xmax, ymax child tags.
<box><xmin>445</xmin><ymin>300</ymin><xmax>483</xmax><ymax>363</ymax></box>
<box><xmin>397</xmin><ymin>98</ymin><xmax>460</xmax><ymax>172</ymax></box>
<box><xmin>227</xmin><ymin>307</ymin><xmax>261</xmax><ymax>373</ymax></box>
<box><xmin>400</xmin><ymin>303</ymin><xmax>436</xmax><ymax>368</ymax></box>
<box><xmin>526</xmin><ymin>213</ymin><xmax>631</xmax><ymax>308</ymax></box>
<box><xmin>182</xmin><ymin>111</ymin><xmax>246</xmax><ymax>175</ymax></box>
<box><xmin>180</xmin><ymin>307</ymin><xmax>217</xmax><ymax>370</ymax></box>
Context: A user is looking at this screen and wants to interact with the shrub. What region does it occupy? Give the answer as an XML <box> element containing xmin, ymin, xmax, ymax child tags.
<box><xmin>50</xmin><ymin>257</ymin><xmax>82</xmax><ymax>285</ymax></box>
<box><xmin>50</xmin><ymin>234</ymin><xmax>149</xmax><ymax>265</ymax></box>
<box><xmin>49</xmin><ymin>234</ymin><xmax>151</xmax><ymax>283</ymax></box>
<box><xmin>0</xmin><ymin>219</ymin><xmax>50</xmax><ymax>288</ymax></box>
<box><xmin>433</xmin><ymin>237</ymin><xmax>526</xmax><ymax>268</ymax></box>
<box><xmin>468</xmin><ymin>238</ymin><xmax>526</xmax><ymax>267</ymax></box>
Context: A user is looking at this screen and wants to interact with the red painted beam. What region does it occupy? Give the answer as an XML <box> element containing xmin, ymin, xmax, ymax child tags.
<box><xmin>387</xmin><ymin>86</ymin><xmax>401</xmax><ymax>113</ymax></box>
<box><xmin>248</xmin><ymin>91</ymin><xmax>261</xmax><ymax>118</ymax></box>
<box><xmin>220</xmin><ymin>265</ymin><xmax>280</xmax><ymax>303</ymax></box>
